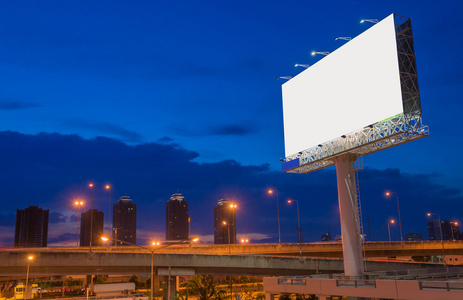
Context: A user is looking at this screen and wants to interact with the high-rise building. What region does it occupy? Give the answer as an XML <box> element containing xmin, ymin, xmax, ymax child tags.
<box><xmin>14</xmin><ymin>206</ymin><xmax>49</xmax><ymax>248</ymax></box>
<box><xmin>442</xmin><ymin>220</ymin><xmax>460</xmax><ymax>240</ymax></box>
<box><xmin>166</xmin><ymin>193</ymin><xmax>189</xmax><ymax>241</ymax></box>
<box><xmin>404</xmin><ymin>233</ymin><xmax>423</xmax><ymax>241</ymax></box>
<box><xmin>214</xmin><ymin>199</ymin><xmax>237</xmax><ymax>244</ymax></box>
<box><xmin>113</xmin><ymin>196</ymin><xmax>137</xmax><ymax>246</ymax></box>
<box><xmin>80</xmin><ymin>209</ymin><xmax>104</xmax><ymax>247</ymax></box>
<box><xmin>427</xmin><ymin>219</ymin><xmax>442</xmax><ymax>241</ymax></box>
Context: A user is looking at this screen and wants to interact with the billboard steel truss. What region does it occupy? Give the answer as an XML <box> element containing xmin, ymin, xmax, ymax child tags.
<box><xmin>283</xmin><ymin>113</ymin><xmax>429</xmax><ymax>174</ymax></box>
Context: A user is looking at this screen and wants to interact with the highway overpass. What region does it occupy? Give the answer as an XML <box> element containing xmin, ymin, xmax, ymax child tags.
<box><xmin>15</xmin><ymin>241</ymin><xmax>457</xmax><ymax>258</ymax></box>
<box><xmin>0</xmin><ymin>247</ymin><xmax>444</xmax><ymax>278</ymax></box>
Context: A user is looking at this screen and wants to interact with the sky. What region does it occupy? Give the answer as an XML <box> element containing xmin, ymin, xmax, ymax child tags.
<box><xmin>0</xmin><ymin>0</ymin><xmax>462</xmax><ymax>247</ymax></box>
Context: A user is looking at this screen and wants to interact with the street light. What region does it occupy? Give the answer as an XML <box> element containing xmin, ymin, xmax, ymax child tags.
<box><xmin>25</xmin><ymin>256</ymin><xmax>33</xmax><ymax>300</ymax></box>
<box><xmin>387</xmin><ymin>220</ymin><xmax>395</xmax><ymax>242</ymax></box>
<box><xmin>89</xmin><ymin>183</ymin><xmax>94</xmax><ymax>252</ymax></box>
<box><xmin>287</xmin><ymin>199</ymin><xmax>302</xmax><ymax>258</ymax></box>
<box><xmin>105</xmin><ymin>185</ymin><xmax>111</xmax><ymax>247</ymax></box>
<box><xmin>223</xmin><ymin>221</ymin><xmax>231</xmax><ymax>255</ymax></box>
<box><xmin>240</xmin><ymin>238</ymin><xmax>249</xmax><ymax>244</ymax></box>
<box><xmin>74</xmin><ymin>201</ymin><xmax>84</xmax><ymax>247</ymax></box>
<box><xmin>311</xmin><ymin>51</ymin><xmax>329</xmax><ymax>56</ymax></box>
<box><xmin>360</xmin><ymin>19</ymin><xmax>379</xmax><ymax>24</ymax></box>
<box><xmin>334</xmin><ymin>37</ymin><xmax>352</xmax><ymax>41</ymax></box>
<box><xmin>451</xmin><ymin>222</ymin><xmax>458</xmax><ymax>241</ymax></box>
<box><xmin>427</xmin><ymin>212</ymin><xmax>446</xmax><ymax>265</ymax></box>
<box><xmin>101</xmin><ymin>236</ymin><xmax>198</xmax><ymax>300</ymax></box>
<box><xmin>385</xmin><ymin>191</ymin><xmax>403</xmax><ymax>242</ymax></box>
<box><xmin>268</xmin><ymin>189</ymin><xmax>281</xmax><ymax>244</ymax></box>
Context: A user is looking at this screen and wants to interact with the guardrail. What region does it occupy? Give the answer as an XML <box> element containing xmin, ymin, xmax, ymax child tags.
<box><xmin>336</xmin><ymin>279</ymin><xmax>376</xmax><ymax>288</ymax></box>
<box><xmin>419</xmin><ymin>281</ymin><xmax>463</xmax><ymax>292</ymax></box>
<box><xmin>277</xmin><ymin>277</ymin><xmax>306</xmax><ymax>286</ymax></box>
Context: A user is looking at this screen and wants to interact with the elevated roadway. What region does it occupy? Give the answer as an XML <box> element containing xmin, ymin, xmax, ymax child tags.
<box><xmin>53</xmin><ymin>241</ymin><xmax>461</xmax><ymax>258</ymax></box>
<box><xmin>0</xmin><ymin>243</ymin><xmax>448</xmax><ymax>278</ymax></box>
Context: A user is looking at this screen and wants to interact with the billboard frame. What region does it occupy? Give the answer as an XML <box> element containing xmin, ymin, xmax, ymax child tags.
<box><xmin>282</xmin><ymin>15</ymin><xmax>428</xmax><ymax>174</ymax></box>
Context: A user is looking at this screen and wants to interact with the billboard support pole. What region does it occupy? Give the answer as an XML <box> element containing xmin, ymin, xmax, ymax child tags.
<box><xmin>335</xmin><ymin>154</ymin><xmax>364</xmax><ymax>276</ymax></box>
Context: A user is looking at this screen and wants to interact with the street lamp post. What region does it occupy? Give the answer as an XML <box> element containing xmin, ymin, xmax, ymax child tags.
<box><xmin>427</xmin><ymin>212</ymin><xmax>446</xmax><ymax>265</ymax></box>
<box><xmin>268</xmin><ymin>189</ymin><xmax>281</xmax><ymax>244</ymax></box>
<box><xmin>25</xmin><ymin>256</ymin><xmax>33</xmax><ymax>300</ymax></box>
<box><xmin>385</xmin><ymin>192</ymin><xmax>403</xmax><ymax>242</ymax></box>
<box><xmin>74</xmin><ymin>201</ymin><xmax>84</xmax><ymax>247</ymax></box>
<box><xmin>288</xmin><ymin>199</ymin><xmax>302</xmax><ymax>258</ymax></box>
<box><xmin>105</xmin><ymin>185</ymin><xmax>111</xmax><ymax>247</ymax></box>
<box><xmin>387</xmin><ymin>220</ymin><xmax>395</xmax><ymax>242</ymax></box>
<box><xmin>101</xmin><ymin>236</ymin><xmax>199</xmax><ymax>300</ymax></box>
<box><xmin>223</xmin><ymin>221</ymin><xmax>231</xmax><ymax>255</ymax></box>
<box><xmin>451</xmin><ymin>222</ymin><xmax>458</xmax><ymax>241</ymax></box>
<box><xmin>89</xmin><ymin>183</ymin><xmax>94</xmax><ymax>252</ymax></box>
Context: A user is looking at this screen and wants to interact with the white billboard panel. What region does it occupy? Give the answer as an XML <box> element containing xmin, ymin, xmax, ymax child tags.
<box><xmin>282</xmin><ymin>14</ymin><xmax>403</xmax><ymax>157</ymax></box>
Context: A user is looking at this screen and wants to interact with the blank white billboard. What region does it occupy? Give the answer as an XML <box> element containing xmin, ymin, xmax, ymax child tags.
<box><xmin>282</xmin><ymin>14</ymin><xmax>403</xmax><ymax>157</ymax></box>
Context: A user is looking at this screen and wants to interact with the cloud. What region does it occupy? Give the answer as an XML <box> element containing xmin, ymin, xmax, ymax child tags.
<box><xmin>49</xmin><ymin>212</ymin><xmax>68</xmax><ymax>224</ymax></box>
<box><xmin>208</xmin><ymin>124</ymin><xmax>256</xmax><ymax>136</ymax></box>
<box><xmin>158</xmin><ymin>136</ymin><xmax>175</xmax><ymax>143</ymax></box>
<box><xmin>0</xmin><ymin>130</ymin><xmax>461</xmax><ymax>246</ymax></box>
<box><xmin>169</xmin><ymin>123</ymin><xmax>256</xmax><ymax>137</ymax></box>
<box><xmin>0</xmin><ymin>101</ymin><xmax>38</xmax><ymax>110</ymax></box>
<box><xmin>61</xmin><ymin>119</ymin><xmax>144</xmax><ymax>143</ymax></box>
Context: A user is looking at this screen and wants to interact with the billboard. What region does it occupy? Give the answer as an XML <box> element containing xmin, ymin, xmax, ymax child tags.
<box><xmin>282</xmin><ymin>14</ymin><xmax>405</xmax><ymax>158</ymax></box>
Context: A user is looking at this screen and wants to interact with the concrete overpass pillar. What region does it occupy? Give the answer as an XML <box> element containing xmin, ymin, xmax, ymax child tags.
<box><xmin>335</xmin><ymin>154</ymin><xmax>364</xmax><ymax>276</ymax></box>
<box><xmin>165</xmin><ymin>275</ymin><xmax>179</xmax><ymax>300</ymax></box>
<box><xmin>265</xmin><ymin>293</ymin><xmax>275</xmax><ymax>300</ymax></box>
<box><xmin>84</xmin><ymin>275</ymin><xmax>92</xmax><ymax>286</ymax></box>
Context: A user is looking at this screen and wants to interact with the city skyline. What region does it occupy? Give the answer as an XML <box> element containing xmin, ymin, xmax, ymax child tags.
<box><xmin>0</xmin><ymin>1</ymin><xmax>463</xmax><ymax>246</ymax></box>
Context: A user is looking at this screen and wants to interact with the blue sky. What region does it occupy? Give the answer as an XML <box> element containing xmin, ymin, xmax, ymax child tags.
<box><xmin>0</xmin><ymin>0</ymin><xmax>462</xmax><ymax>246</ymax></box>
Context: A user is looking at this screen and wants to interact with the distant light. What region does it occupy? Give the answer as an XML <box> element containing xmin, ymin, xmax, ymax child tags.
<box><xmin>89</xmin><ymin>183</ymin><xmax>94</xmax><ymax>187</ymax></box>
<box><xmin>28</xmin><ymin>256</ymin><xmax>34</xmax><ymax>260</ymax></box>
<box><xmin>390</xmin><ymin>220</ymin><xmax>395</xmax><ymax>224</ymax></box>
<box><xmin>101</xmin><ymin>237</ymin><xmax>109</xmax><ymax>241</ymax></box>
<box><xmin>223</xmin><ymin>221</ymin><xmax>227</xmax><ymax>225</ymax></box>
<box><xmin>152</xmin><ymin>241</ymin><xmax>160</xmax><ymax>246</ymax></box>
<box><xmin>191</xmin><ymin>237</ymin><xmax>199</xmax><ymax>243</ymax></box>
<box><xmin>105</xmin><ymin>185</ymin><xmax>110</xmax><ymax>189</ymax></box>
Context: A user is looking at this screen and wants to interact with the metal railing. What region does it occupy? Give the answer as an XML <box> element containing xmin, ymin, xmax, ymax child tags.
<box><xmin>419</xmin><ymin>281</ymin><xmax>463</xmax><ymax>291</ymax></box>
<box><xmin>336</xmin><ymin>279</ymin><xmax>376</xmax><ymax>288</ymax></box>
<box><xmin>277</xmin><ymin>277</ymin><xmax>306</xmax><ymax>286</ymax></box>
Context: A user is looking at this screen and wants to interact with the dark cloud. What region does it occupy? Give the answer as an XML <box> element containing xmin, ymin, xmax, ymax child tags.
<box><xmin>0</xmin><ymin>101</ymin><xmax>38</xmax><ymax>110</ymax></box>
<box><xmin>61</xmin><ymin>119</ymin><xmax>144</xmax><ymax>143</ymax></box>
<box><xmin>208</xmin><ymin>124</ymin><xmax>256</xmax><ymax>136</ymax></box>
<box><xmin>0</xmin><ymin>131</ymin><xmax>461</xmax><ymax>246</ymax></box>
<box><xmin>158</xmin><ymin>136</ymin><xmax>174</xmax><ymax>143</ymax></box>
<box><xmin>49</xmin><ymin>212</ymin><xmax>68</xmax><ymax>224</ymax></box>
<box><xmin>169</xmin><ymin>123</ymin><xmax>256</xmax><ymax>137</ymax></box>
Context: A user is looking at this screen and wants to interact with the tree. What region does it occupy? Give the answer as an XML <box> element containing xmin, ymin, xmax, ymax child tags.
<box><xmin>186</xmin><ymin>275</ymin><xmax>226</xmax><ymax>300</ymax></box>
<box><xmin>129</xmin><ymin>275</ymin><xmax>144</xmax><ymax>289</ymax></box>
